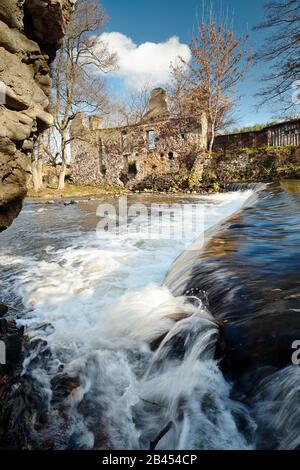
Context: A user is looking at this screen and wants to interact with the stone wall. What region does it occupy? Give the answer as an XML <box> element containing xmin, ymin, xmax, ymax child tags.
<box><xmin>0</xmin><ymin>0</ymin><xmax>75</xmax><ymax>231</ymax></box>
<box><xmin>205</xmin><ymin>146</ymin><xmax>300</xmax><ymax>185</ymax></box>
<box><xmin>70</xmin><ymin>113</ymin><xmax>300</xmax><ymax>190</ymax></box>
<box><xmin>71</xmin><ymin>116</ymin><xmax>205</xmax><ymax>188</ymax></box>
<box><xmin>70</xmin><ymin>89</ymin><xmax>207</xmax><ymax>188</ymax></box>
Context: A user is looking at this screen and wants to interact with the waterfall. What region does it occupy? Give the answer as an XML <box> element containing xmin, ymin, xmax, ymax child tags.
<box><xmin>0</xmin><ymin>190</ymin><xmax>259</xmax><ymax>449</ymax></box>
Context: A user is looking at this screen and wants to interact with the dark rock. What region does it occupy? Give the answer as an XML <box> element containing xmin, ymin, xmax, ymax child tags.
<box><xmin>0</xmin><ymin>373</ymin><xmax>50</xmax><ymax>449</ymax></box>
<box><xmin>64</xmin><ymin>200</ymin><xmax>78</xmax><ymax>206</ymax></box>
<box><xmin>0</xmin><ymin>196</ymin><xmax>24</xmax><ymax>233</ymax></box>
<box><xmin>0</xmin><ymin>318</ymin><xmax>24</xmax><ymax>371</ymax></box>
<box><xmin>35</xmin><ymin>322</ymin><xmax>55</xmax><ymax>336</ymax></box>
<box><xmin>0</xmin><ymin>316</ymin><xmax>26</xmax><ymax>449</ymax></box>
<box><xmin>4</xmin><ymin>335</ymin><xmax>22</xmax><ymax>364</ymax></box>
<box><xmin>51</xmin><ymin>373</ymin><xmax>81</xmax><ymax>405</ymax></box>
<box><xmin>0</xmin><ymin>304</ymin><xmax>8</xmax><ymax>318</ymax></box>
<box><xmin>41</xmin><ymin>440</ymin><xmax>55</xmax><ymax>450</ymax></box>
<box><xmin>67</xmin><ymin>432</ymin><xmax>88</xmax><ymax>450</ymax></box>
<box><xmin>22</xmin><ymin>338</ymin><xmax>51</xmax><ymax>372</ymax></box>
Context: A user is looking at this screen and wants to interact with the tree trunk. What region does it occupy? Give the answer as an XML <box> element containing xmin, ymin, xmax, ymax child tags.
<box><xmin>32</xmin><ymin>161</ymin><xmax>40</xmax><ymax>192</ymax></box>
<box><xmin>209</xmin><ymin>127</ymin><xmax>215</xmax><ymax>153</ymax></box>
<box><xmin>31</xmin><ymin>135</ymin><xmax>44</xmax><ymax>192</ymax></box>
<box><xmin>57</xmin><ymin>128</ymin><xmax>67</xmax><ymax>190</ymax></box>
<box><xmin>199</xmin><ymin>112</ymin><xmax>208</xmax><ymax>150</ymax></box>
<box><xmin>36</xmin><ymin>160</ymin><xmax>43</xmax><ymax>189</ymax></box>
<box><xmin>37</xmin><ymin>137</ymin><xmax>44</xmax><ymax>189</ymax></box>
<box><xmin>58</xmin><ymin>163</ymin><xmax>67</xmax><ymax>190</ymax></box>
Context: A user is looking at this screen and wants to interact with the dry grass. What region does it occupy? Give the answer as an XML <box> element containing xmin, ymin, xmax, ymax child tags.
<box><xmin>26</xmin><ymin>184</ymin><xmax>127</xmax><ymax>200</ymax></box>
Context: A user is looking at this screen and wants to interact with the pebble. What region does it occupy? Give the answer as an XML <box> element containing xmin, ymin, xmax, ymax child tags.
<box><xmin>64</xmin><ymin>200</ymin><xmax>78</xmax><ymax>206</ymax></box>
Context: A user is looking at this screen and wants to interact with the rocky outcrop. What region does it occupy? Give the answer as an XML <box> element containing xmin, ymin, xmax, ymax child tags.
<box><xmin>0</xmin><ymin>0</ymin><xmax>75</xmax><ymax>231</ymax></box>
<box><xmin>0</xmin><ymin>305</ymin><xmax>25</xmax><ymax>448</ymax></box>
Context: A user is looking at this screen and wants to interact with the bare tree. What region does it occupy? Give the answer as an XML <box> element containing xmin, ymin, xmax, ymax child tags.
<box><xmin>105</xmin><ymin>85</ymin><xmax>151</xmax><ymax>128</ymax></box>
<box><xmin>255</xmin><ymin>0</ymin><xmax>300</xmax><ymax>111</ymax></box>
<box><xmin>32</xmin><ymin>135</ymin><xmax>44</xmax><ymax>191</ymax></box>
<box><xmin>49</xmin><ymin>0</ymin><xmax>117</xmax><ymax>189</ymax></box>
<box><xmin>169</xmin><ymin>16</ymin><xmax>252</xmax><ymax>151</ymax></box>
<box><xmin>169</xmin><ymin>64</ymin><xmax>235</xmax><ymax>133</ymax></box>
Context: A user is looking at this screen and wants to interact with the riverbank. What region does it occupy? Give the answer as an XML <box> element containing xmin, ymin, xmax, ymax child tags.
<box><xmin>26</xmin><ymin>184</ymin><xmax>128</xmax><ymax>201</ymax></box>
<box><xmin>28</xmin><ymin>145</ymin><xmax>300</xmax><ymax>202</ymax></box>
<box><xmin>26</xmin><ymin>182</ymin><xmax>223</xmax><ymax>202</ymax></box>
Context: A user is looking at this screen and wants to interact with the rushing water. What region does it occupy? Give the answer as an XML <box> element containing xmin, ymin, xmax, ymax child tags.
<box><xmin>3</xmin><ymin>182</ymin><xmax>300</xmax><ymax>450</ymax></box>
<box><xmin>166</xmin><ymin>181</ymin><xmax>300</xmax><ymax>450</ymax></box>
<box><xmin>0</xmin><ymin>191</ymin><xmax>255</xmax><ymax>450</ymax></box>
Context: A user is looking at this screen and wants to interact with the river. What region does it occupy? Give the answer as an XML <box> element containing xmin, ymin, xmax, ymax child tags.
<box><xmin>0</xmin><ymin>184</ymin><xmax>299</xmax><ymax>450</ymax></box>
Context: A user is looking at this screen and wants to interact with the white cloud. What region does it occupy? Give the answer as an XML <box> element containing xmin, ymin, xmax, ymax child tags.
<box><xmin>96</xmin><ymin>32</ymin><xmax>191</xmax><ymax>90</ymax></box>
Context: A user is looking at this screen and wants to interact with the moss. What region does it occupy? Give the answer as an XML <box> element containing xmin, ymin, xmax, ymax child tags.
<box><xmin>219</xmin><ymin>145</ymin><xmax>299</xmax><ymax>160</ymax></box>
<box><xmin>203</xmin><ymin>169</ymin><xmax>217</xmax><ymax>182</ymax></box>
<box><xmin>133</xmin><ymin>170</ymin><xmax>190</xmax><ymax>192</ymax></box>
<box><xmin>212</xmin><ymin>182</ymin><xmax>221</xmax><ymax>192</ymax></box>
<box><xmin>210</xmin><ymin>145</ymin><xmax>300</xmax><ymax>184</ymax></box>
<box><xmin>188</xmin><ymin>176</ymin><xmax>201</xmax><ymax>189</ymax></box>
<box><xmin>276</xmin><ymin>163</ymin><xmax>300</xmax><ymax>174</ymax></box>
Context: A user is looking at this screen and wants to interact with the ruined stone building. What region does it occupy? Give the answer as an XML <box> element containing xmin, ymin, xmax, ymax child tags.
<box><xmin>70</xmin><ymin>88</ymin><xmax>208</xmax><ymax>187</ymax></box>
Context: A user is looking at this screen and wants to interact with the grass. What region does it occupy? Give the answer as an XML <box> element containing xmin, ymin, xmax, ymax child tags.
<box><xmin>27</xmin><ymin>183</ymin><xmax>127</xmax><ymax>200</ymax></box>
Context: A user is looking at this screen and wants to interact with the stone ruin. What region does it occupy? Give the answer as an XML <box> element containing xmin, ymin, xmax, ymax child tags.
<box><xmin>70</xmin><ymin>88</ymin><xmax>208</xmax><ymax>188</ymax></box>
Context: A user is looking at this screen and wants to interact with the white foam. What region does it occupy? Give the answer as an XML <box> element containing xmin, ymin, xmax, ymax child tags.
<box><xmin>0</xmin><ymin>191</ymin><xmax>255</xmax><ymax>449</ymax></box>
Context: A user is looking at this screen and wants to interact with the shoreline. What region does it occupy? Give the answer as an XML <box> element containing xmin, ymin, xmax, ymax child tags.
<box><xmin>26</xmin><ymin>184</ymin><xmax>222</xmax><ymax>202</ymax></box>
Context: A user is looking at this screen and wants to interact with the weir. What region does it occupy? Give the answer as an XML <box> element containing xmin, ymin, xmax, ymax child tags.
<box><xmin>1</xmin><ymin>184</ymin><xmax>300</xmax><ymax>449</ymax></box>
<box><xmin>0</xmin><ymin>191</ymin><xmax>254</xmax><ymax>450</ymax></box>
<box><xmin>165</xmin><ymin>180</ymin><xmax>300</xmax><ymax>449</ymax></box>
<box><xmin>166</xmin><ymin>182</ymin><xmax>300</xmax><ymax>373</ymax></box>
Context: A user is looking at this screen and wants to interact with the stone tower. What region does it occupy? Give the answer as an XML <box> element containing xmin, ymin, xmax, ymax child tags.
<box><xmin>141</xmin><ymin>88</ymin><xmax>170</xmax><ymax>123</ymax></box>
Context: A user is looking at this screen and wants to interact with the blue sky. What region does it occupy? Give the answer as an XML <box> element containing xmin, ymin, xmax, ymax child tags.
<box><xmin>99</xmin><ymin>0</ymin><xmax>292</xmax><ymax>128</ymax></box>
